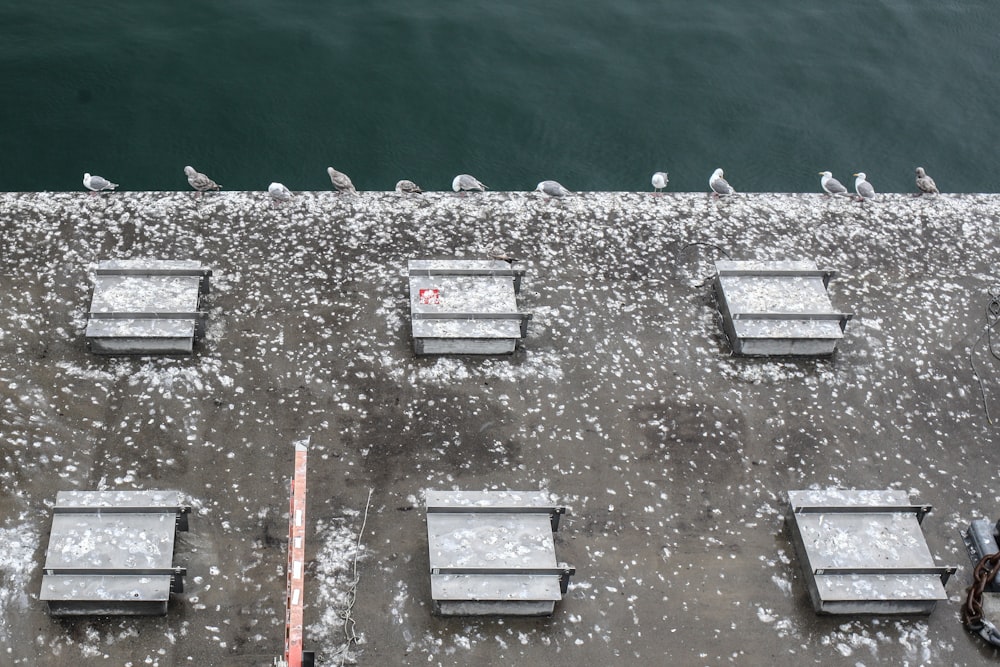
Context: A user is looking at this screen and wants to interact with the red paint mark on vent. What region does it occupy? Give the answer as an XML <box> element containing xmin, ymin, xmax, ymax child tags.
<box><xmin>419</xmin><ymin>288</ymin><xmax>441</xmax><ymax>305</ymax></box>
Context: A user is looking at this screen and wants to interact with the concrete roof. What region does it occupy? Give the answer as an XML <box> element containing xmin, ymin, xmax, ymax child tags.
<box><xmin>1</xmin><ymin>190</ymin><xmax>999</xmax><ymax>665</ymax></box>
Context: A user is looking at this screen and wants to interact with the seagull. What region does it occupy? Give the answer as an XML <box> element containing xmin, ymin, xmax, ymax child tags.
<box><xmin>536</xmin><ymin>180</ymin><xmax>571</xmax><ymax>199</ymax></box>
<box><xmin>184</xmin><ymin>166</ymin><xmax>221</xmax><ymax>194</ymax></box>
<box><xmin>83</xmin><ymin>173</ymin><xmax>118</xmax><ymax>194</ymax></box>
<box><xmin>487</xmin><ymin>246</ymin><xmax>515</xmax><ymax>264</ymax></box>
<box><xmin>395</xmin><ymin>179</ymin><xmax>423</xmax><ymax>194</ymax></box>
<box><xmin>652</xmin><ymin>171</ymin><xmax>669</xmax><ymax>194</ymax></box>
<box><xmin>327</xmin><ymin>166</ymin><xmax>356</xmax><ymax>193</ymax></box>
<box><xmin>819</xmin><ymin>171</ymin><xmax>849</xmax><ymax>197</ymax></box>
<box><xmin>915</xmin><ymin>167</ymin><xmax>939</xmax><ymax>195</ymax></box>
<box><xmin>709</xmin><ymin>168</ymin><xmax>735</xmax><ymax>197</ymax></box>
<box><xmin>853</xmin><ymin>172</ymin><xmax>876</xmax><ymax>202</ymax></box>
<box><xmin>452</xmin><ymin>174</ymin><xmax>487</xmax><ymax>193</ymax></box>
<box><xmin>268</xmin><ymin>182</ymin><xmax>292</xmax><ymax>207</ymax></box>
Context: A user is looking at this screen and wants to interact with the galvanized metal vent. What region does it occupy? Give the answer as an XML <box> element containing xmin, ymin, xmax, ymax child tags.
<box><xmin>40</xmin><ymin>490</ymin><xmax>190</xmax><ymax>616</ymax></box>
<box><xmin>786</xmin><ymin>489</ymin><xmax>956</xmax><ymax>615</ymax></box>
<box><xmin>714</xmin><ymin>260</ymin><xmax>851</xmax><ymax>356</ymax></box>
<box><xmin>85</xmin><ymin>259</ymin><xmax>212</xmax><ymax>355</ymax></box>
<box><xmin>408</xmin><ymin>259</ymin><xmax>531</xmax><ymax>355</ymax></box>
<box><xmin>425</xmin><ymin>490</ymin><xmax>574</xmax><ymax>616</ymax></box>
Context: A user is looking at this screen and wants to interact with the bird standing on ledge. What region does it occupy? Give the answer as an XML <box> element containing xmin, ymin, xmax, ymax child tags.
<box><xmin>268</xmin><ymin>182</ymin><xmax>292</xmax><ymax>207</ymax></box>
<box><xmin>819</xmin><ymin>171</ymin><xmax>849</xmax><ymax>197</ymax></box>
<box><xmin>915</xmin><ymin>167</ymin><xmax>939</xmax><ymax>195</ymax></box>
<box><xmin>395</xmin><ymin>180</ymin><xmax>423</xmax><ymax>194</ymax></box>
<box><xmin>184</xmin><ymin>166</ymin><xmax>221</xmax><ymax>194</ymax></box>
<box><xmin>83</xmin><ymin>173</ymin><xmax>118</xmax><ymax>194</ymax></box>
<box><xmin>709</xmin><ymin>168</ymin><xmax>735</xmax><ymax>197</ymax></box>
<box><xmin>536</xmin><ymin>180</ymin><xmax>571</xmax><ymax>199</ymax></box>
<box><xmin>652</xmin><ymin>171</ymin><xmax>669</xmax><ymax>194</ymax></box>
<box><xmin>452</xmin><ymin>174</ymin><xmax>487</xmax><ymax>194</ymax></box>
<box><xmin>327</xmin><ymin>166</ymin><xmax>356</xmax><ymax>193</ymax></box>
<box><xmin>853</xmin><ymin>173</ymin><xmax>876</xmax><ymax>203</ymax></box>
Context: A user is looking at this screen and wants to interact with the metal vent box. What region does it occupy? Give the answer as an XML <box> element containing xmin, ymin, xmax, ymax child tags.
<box><xmin>408</xmin><ymin>259</ymin><xmax>531</xmax><ymax>355</ymax></box>
<box><xmin>786</xmin><ymin>489</ymin><xmax>955</xmax><ymax>615</ymax></box>
<box><xmin>85</xmin><ymin>259</ymin><xmax>211</xmax><ymax>355</ymax></box>
<box><xmin>40</xmin><ymin>490</ymin><xmax>190</xmax><ymax>616</ymax></box>
<box><xmin>425</xmin><ymin>490</ymin><xmax>574</xmax><ymax>616</ymax></box>
<box><xmin>714</xmin><ymin>260</ymin><xmax>851</xmax><ymax>356</ymax></box>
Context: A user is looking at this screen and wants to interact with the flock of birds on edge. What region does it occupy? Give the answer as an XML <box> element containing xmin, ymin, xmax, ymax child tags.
<box><xmin>80</xmin><ymin>165</ymin><xmax>942</xmax><ymax>205</ymax></box>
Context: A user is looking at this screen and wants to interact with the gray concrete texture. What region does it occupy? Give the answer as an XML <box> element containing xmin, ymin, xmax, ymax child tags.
<box><xmin>1</xmin><ymin>190</ymin><xmax>1000</xmax><ymax>665</ymax></box>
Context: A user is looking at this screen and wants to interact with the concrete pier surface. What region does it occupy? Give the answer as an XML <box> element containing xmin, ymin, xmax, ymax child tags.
<box><xmin>1</xmin><ymin>190</ymin><xmax>999</xmax><ymax>665</ymax></box>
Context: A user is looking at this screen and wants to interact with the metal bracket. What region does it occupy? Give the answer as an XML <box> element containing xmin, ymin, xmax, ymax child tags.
<box><xmin>412</xmin><ymin>311</ymin><xmax>533</xmax><ymax>339</ymax></box>
<box><xmin>427</xmin><ymin>504</ymin><xmax>567</xmax><ymax>531</ymax></box>
<box><xmin>409</xmin><ymin>267</ymin><xmax>525</xmax><ymax>277</ymax></box>
<box><xmin>717</xmin><ymin>268</ymin><xmax>838</xmax><ymax>288</ymax></box>
<box><xmin>43</xmin><ymin>566</ymin><xmax>188</xmax><ymax>593</ymax></box>
<box><xmin>54</xmin><ymin>503</ymin><xmax>191</xmax><ymax>530</ymax></box>
<box><xmin>176</xmin><ymin>506</ymin><xmax>191</xmax><ymax>532</ymax></box>
<box><xmin>97</xmin><ymin>266</ymin><xmax>213</xmax><ymax>297</ymax></box>
<box><xmin>794</xmin><ymin>503</ymin><xmax>933</xmax><ymax>524</ymax></box>
<box><xmin>88</xmin><ymin>311</ymin><xmax>209</xmax><ymax>338</ymax></box>
<box><xmin>410</xmin><ymin>265</ymin><xmax>526</xmax><ymax>293</ymax></box>
<box><xmin>813</xmin><ymin>565</ymin><xmax>956</xmax><ymax>586</ymax></box>
<box><xmin>170</xmin><ymin>566</ymin><xmax>187</xmax><ymax>593</ymax></box>
<box><xmin>432</xmin><ymin>565</ymin><xmax>577</xmax><ymax>594</ymax></box>
<box><xmin>732</xmin><ymin>311</ymin><xmax>854</xmax><ymax>332</ymax></box>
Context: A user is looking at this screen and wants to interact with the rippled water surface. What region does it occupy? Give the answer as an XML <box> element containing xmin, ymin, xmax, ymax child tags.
<box><xmin>0</xmin><ymin>1</ymin><xmax>997</xmax><ymax>192</ymax></box>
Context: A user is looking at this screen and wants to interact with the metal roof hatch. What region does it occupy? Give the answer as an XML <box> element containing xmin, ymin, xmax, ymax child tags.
<box><xmin>85</xmin><ymin>259</ymin><xmax>212</xmax><ymax>355</ymax></box>
<box><xmin>40</xmin><ymin>490</ymin><xmax>190</xmax><ymax>616</ymax></box>
<box><xmin>714</xmin><ymin>260</ymin><xmax>851</xmax><ymax>356</ymax></box>
<box><xmin>425</xmin><ymin>489</ymin><xmax>574</xmax><ymax>616</ymax></box>
<box><xmin>786</xmin><ymin>489</ymin><xmax>956</xmax><ymax>615</ymax></box>
<box><xmin>408</xmin><ymin>259</ymin><xmax>532</xmax><ymax>355</ymax></box>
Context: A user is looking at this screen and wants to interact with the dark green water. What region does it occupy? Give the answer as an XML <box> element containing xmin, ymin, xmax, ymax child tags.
<box><xmin>1</xmin><ymin>1</ymin><xmax>997</xmax><ymax>193</ymax></box>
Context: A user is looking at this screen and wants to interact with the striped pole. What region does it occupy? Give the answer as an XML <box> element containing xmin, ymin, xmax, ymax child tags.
<box><xmin>283</xmin><ymin>440</ymin><xmax>308</xmax><ymax>667</ymax></box>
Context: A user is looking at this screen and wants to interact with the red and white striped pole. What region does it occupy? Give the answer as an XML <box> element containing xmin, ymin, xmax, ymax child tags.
<box><xmin>282</xmin><ymin>440</ymin><xmax>309</xmax><ymax>667</ymax></box>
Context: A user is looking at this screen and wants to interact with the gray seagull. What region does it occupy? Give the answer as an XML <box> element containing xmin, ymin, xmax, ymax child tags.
<box><xmin>709</xmin><ymin>168</ymin><xmax>735</xmax><ymax>197</ymax></box>
<box><xmin>853</xmin><ymin>172</ymin><xmax>876</xmax><ymax>202</ymax></box>
<box><xmin>452</xmin><ymin>174</ymin><xmax>487</xmax><ymax>193</ymax></box>
<box><xmin>395</xmin><ymin>179</ymin><xmax>423</xmax><ymax>194</ymax></box>
<box><xmin>184</xmin><ymin>166</ymin><xmax>221</xmax><ymax>193</ymax></box>
<box><xmin>268</xmin><ymin>182</ymin><xmax>292</xmax><ymax>207</ymax></box>
<box><xmin>327</xmin><ymin>166</ymin><xmax>356</xmax><ymax>193</ymax></box>
<box><xmin>487</xmin><ymin>246</ymin><xmax>515</xmax><ymax>264</ymax></box>
<box><xmin>915</xmin><ymin>167</ymin><xmax>939</xmax><ymax>195</ymax></box>
<box><xmin>652</xmin><ymin>171</ymin><xmax>669</xmax><ymax>193</ymax></box>
<box><xmin>83</xmin><ymin>172</ymin><xmax>118</xmax><ymax>194</ymax></box>
<box><xmin>536</xmin><ymin>180</ymin><xmax>571</xmax><ymax>198</ymax></box>
<box><xmin>819</xmin><ymin>171</ymin><xmax>849</xmax><ymax>197</ymax></box>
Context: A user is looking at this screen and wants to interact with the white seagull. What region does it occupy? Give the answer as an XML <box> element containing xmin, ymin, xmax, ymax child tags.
<box><xmin>915</xmin><ymin>167</ymin><xmax>939</xmax><ymax>195</ymax></box>
<box><xmin>709</xmin><ymin>168</ymin><xmax>735</xmax><ymax>197</ymax></box>
<box><xmin>83</xmin><ymin>173</ymin><xmax>118</xmax><ymax>194</ymax></box>
<box><xmin>268</xmin><ymin>182</ymin><xmax>292</xmax><ymax>207</ymax></box>
<box><xmin>536</xmin><ymin>180</ymin><xmax>571</xmax><ymax>198</ymax></box>
<box><xmin>327</xmin><ymin>166</ymin><xmax>356</xmax><ymax>193</ymax></box>
<box><xmin>651</xmin><ymin>171</ymin><xmax>669</xmax><ymax>193</ymax></box>
<box><xmin>452</xmin><ymin>174</ymin><xmax>487</xmax><ymax>193</ymax></box>
<box><xmin>819</xmin><ymin>171</ymin><xmax>849</xmax><ymax>197</ymax></box>
<box><xmin>853</xmin><ymin>172</ymin><xmax>876</xmax><ymax>202</ymax></box>
<box><xmin>395</xmin><ymin>179</ymin><xmax>423</xmax><ymax>194</ymax></box>
<box><xmin>184</xmin><ymin>166</ymin><xmax>221</xmax><ymax>193</ymax></box>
